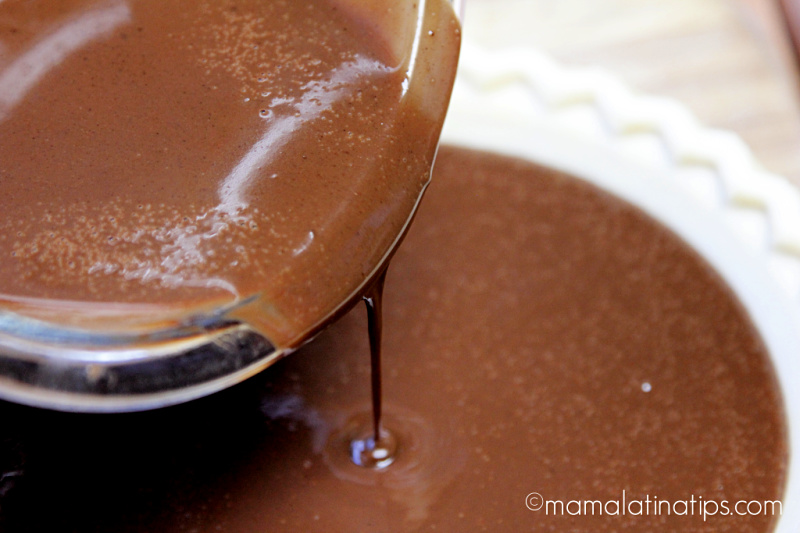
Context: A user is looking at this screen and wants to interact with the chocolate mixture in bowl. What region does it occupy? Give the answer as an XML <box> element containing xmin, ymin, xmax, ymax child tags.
<box><xmin>0</xmin><ymin>0</ymin><xmax>460</xmax><ymax>348</ymax></box>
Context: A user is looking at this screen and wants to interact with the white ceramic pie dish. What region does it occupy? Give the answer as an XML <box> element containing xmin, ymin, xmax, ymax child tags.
<box><xmin>441</xmin><ymin>43</ymin><xmax>800</xmax><ymax>532</ymax></box>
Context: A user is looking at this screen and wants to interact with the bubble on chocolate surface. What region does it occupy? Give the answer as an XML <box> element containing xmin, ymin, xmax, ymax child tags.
<box><xmin>349</xmin><ymin>427</ymin><xmax>397</xmax><ymax>469</ymax></box>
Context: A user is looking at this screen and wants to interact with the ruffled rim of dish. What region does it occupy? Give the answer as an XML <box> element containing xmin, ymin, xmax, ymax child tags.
<box><xmin>448</xmin><ymin>43</ymin><xmax>800</xmax><ymax>303</ymax></box>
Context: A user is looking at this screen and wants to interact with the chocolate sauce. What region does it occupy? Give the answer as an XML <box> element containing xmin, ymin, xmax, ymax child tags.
<box><xmin>364</xmin><ymin>270</ymin><xmax>386</xmax><ymax>445</ymax></box>
<box><xmin>0</xmin><ymin>147</ymin><xmax>786</xmax><ymax>532</ymax></box>
<box><xmin>0</xmin><ymin>0</ymin><xmax>460</xmax><ymax>349</ymax></box>
<box><xmin>351</xmin><ymin>268</ymin><xmax>398</xmax><ymax>468</ymax></box>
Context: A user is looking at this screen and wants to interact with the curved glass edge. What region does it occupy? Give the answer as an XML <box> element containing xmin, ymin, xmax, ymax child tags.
<box><xmin>0</xmin><ymin>325</ymin><xmax>287</xmax><ymax>412</ymax></box>
<box><xmin>0</xmin><ymin>295</ymin><xmax>257</xmax><ymax>359</ymax></box>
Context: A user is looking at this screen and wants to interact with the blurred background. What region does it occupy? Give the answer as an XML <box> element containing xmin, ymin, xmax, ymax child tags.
<box><xmin>466</xmin><ymin>0</ymin><xmax>800</xmax><ymax>188</ymax></box>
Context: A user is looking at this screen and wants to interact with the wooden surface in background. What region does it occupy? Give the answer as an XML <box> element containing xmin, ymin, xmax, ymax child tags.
<box><xmin>467</xmin><ymin>0</ymin><xmax>800</xmax><ymax>187</ymax></box>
